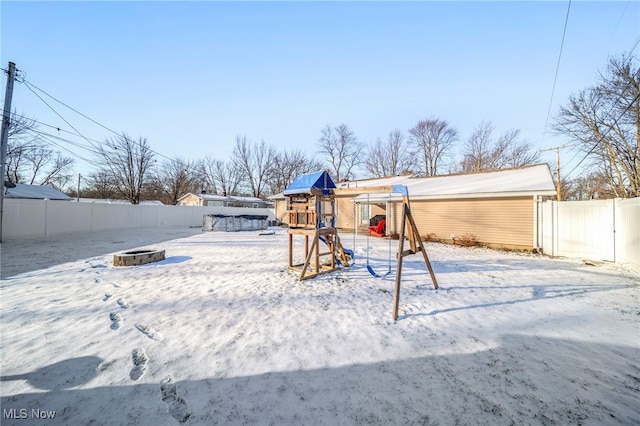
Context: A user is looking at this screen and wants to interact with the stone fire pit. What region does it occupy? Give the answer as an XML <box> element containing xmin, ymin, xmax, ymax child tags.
<box><xmin>113</xmin><ymin>249</ymin><xmax>165</xmax><ymax>267</ymax></box>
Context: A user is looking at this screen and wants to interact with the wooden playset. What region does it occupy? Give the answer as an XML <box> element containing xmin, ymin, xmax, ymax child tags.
<box><xmin>284</xmin><ymin>171</ymin><xmax>352</xmax><ymax>281</ymax></box>
<box><xmin>285</xmin><ymin>171</ymin><xmax>438</xmax><ymax>320</ymax></box>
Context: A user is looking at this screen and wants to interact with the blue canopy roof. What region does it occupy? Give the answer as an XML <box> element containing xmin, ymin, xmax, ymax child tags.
<box><xmin>283</xmin><ymin>170</ymin><xmax>336</xmax><ymax>195</ymax></box>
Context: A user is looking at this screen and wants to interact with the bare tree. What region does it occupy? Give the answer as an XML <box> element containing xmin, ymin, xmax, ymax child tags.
<box><xmin>5</xmin><ymin>113</ymin><xmax>74</xmax><ymax>189</ymax></box>
<box><xmin>562</xmin><ymin>169</ymin><xmax>616</xmax><ymax>200</ymax></box>
<box><xmin>83</xmin><ymin>170</ymin><xmax>118</xmax><ymax>199</ymax></box>
<box><xmin>408</xmin><ymin>118</ymin><xmax>458</xmax><ymax>176</ymax></box>
<box><xmin>318</xmin><ymin>123</ymin><xmax>364</xmax><ymax>181</ymax></box>
<box><xmin>7</xmin><ymin>110</ymin><xmax>35</xmax><ymax>139</ymax></box>
<box><xmin>198</xmin><ymin>156</ymin><xmax>242</xmax><ymax>196</ymax></box>
<box><xmin>459</xmin><ymin>121</ymin><xmax>495</xmax><ymax>172</ymax></box>
<box><xmin>95</xmin><ymin>133</ymin><xmax>155</xmax><ymax>204</ymax></box>
<box><xmin>553</xmin><ymin>54</ymin><xmax>639</xmax><ymax>198</ymax></box>
<box><xmin>149</xmin><ymin>158</ymin><xmax>199</xmax><ymax>205</ymax></box>
<box><xmin>232</xmin><ymin>136</ymin><xmax>275</xmax><ymax>198</ymax></box>
<box><xmin>199</xmin><ymin>156</ymin><xmax>242</xmax><ymax>196</ymax></box>
<box><xmin>363</xmin><ymin>130</ymin><xmax>415</xmax><ymax>177</ymax></box>
<box><xmin>269</xmin><ymin>149</ymin><xmax>325</xmax><ymax>194</ymax></box>
<box><xmin>460</xmin><ymin>122</ymin><xmax>540</xmax><ymax>172</ymax></box>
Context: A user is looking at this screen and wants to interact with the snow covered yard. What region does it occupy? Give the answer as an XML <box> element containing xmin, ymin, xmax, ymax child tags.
<box><xmin>1</xmin><ymin>228</ymin><xmax>638</xmax><ymax>425</ymax></box>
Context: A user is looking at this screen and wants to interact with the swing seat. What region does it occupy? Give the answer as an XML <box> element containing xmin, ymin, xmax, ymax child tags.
<box><xmin>368</xmin><ymin>219</ymin><xmax>386</xmax><ymax>238</ymax></box>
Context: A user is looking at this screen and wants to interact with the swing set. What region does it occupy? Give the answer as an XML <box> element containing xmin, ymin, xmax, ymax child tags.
<box><xmin>360</xmin><ymin>193</ymin><xmax>392</xmax><ymax>278</ymax></box>
<box><xmin>284</xmin><ymin>171</ymin><xmax>438</xmax><ymax>320</ymax></box>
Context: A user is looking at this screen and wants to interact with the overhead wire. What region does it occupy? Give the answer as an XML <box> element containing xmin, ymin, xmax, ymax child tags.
<box><xmin>26</xmin><ymin>129</ymin><xmax>95</xmax><ymax>164</ymax></box>
<box><xmin>13</xmin><ymin>76</ymin><xmax>185</xmax><ymax>167</ymax></box>
<box><xmin>541</xmin><ymin>3</ymin><xmax>639</xmax><ymax>181</ymax></box>
<box><xmin>560</xmin><ymin>32</ymin><xmax>640</xmax><ymax>180</ymax></box>
<box><xmin>2</xmin><ymin>108</ymin><xmax>109</xmax><ymax>147</ymax></box>
<box><xmin>541</xmin><ymin>0</ymin><xmax>572</xmax><ymax>149</ymax></box>
<box><xmin>21</xmin><ymin>80</ymin><xmax>100</xmax><ymax>151</ymax></box>
<box><xmin>562</xmin><ymin>91</ymin><xmax>640</xmax><ymax>179</ymax></box>
<box><xmin>20</xmin><ymin>78</ymin><xmax>121</xmax><ymax>138</ymax></box>
<box><xmin>28</xmin><ymin>128</ymin><xmax>101</xmax><ymax>158</ymax></box>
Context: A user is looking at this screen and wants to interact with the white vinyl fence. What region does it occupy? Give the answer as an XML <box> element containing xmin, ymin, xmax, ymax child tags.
<box><xmin>2</xmin><ymin>199</ymin><xmax>275</xmax><ymax>240</ymax></box>
<box><xmin>539</xmin><ymin>197</ymin><xmax>640</xmax><ymax>272</ymax></box>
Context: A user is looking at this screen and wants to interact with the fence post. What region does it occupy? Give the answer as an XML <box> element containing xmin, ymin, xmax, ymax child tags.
<box><xmin>44</xmin><ymin>199</ymin><xmax>49</xmax><ymax>237</ymax></box>
<box><xmin>613</xmin><ymin>198</ymin><xmax>617</xmax><ymax>263</ymax></box>
<box><xmin>552</xmin><ymin>200</ymin><xmax>558</xmax><ymax>257</ymax></box>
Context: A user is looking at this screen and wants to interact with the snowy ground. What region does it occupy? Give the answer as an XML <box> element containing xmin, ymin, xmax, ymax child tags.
<box><xmin>1</xmin><ymin>227</ymin><xmax>638</xmax><ymax>425</ymax></box>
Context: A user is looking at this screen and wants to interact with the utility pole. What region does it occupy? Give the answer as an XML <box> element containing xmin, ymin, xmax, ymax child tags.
<box><xmin>541</xmin><ymin>144</ymin><xmax>574</xmax><ymax>202</ymax></box>
<box><xmin>77</xmin><ymin>173</ymin><xmax>81</xmax><ymax>202</ymax></box>
<box><xmin>0</xmin><ymin>61</ymin><xmax>16</xmax><ymax>243</ymax></box>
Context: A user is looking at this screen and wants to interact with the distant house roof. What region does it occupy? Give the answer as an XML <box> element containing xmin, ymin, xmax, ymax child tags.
<box><xmin>346</xmin><ymin>165</ymin><xmax>557</xmax><ymax>202</ymax></box>
<box><xmin>283</xmin><ymin>170</ymin><xmax>336</xmax><ymax>196</ymax></box>
<box><xmin>4</xmin><ymin>183</ymin><xmax>72</xmax><ymax>201</ymax></box>
<box><xmin>177</xmin><ymin>193</ymin><xmax>268</xmax><ymax>204</ymax></box>
<box><xmin>76</xmin><ymin>198</ymin><xmax>164</xmax><ymax>205</ymax></box>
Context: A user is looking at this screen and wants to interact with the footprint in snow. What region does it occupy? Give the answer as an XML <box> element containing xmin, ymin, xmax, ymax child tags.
<box><xmin>103</xmin><ymin>293</ymin><xmax>113</xmax><ymax>302</ymax></box>
<box><xmin>161</xmin><ymin>375</ymin><xmax>191</xmax><ymax>423</ymax></box>
<box><xmin>136</xmin><ymin>323</ymin><xmax>163</xmax><ymax>341</ymax></box>
<box><xmin>110</xmin><ymin>313</ymin><xmax>122</xmax><ymax>330</ymax></box>
<box><xmin>130</xmin><ymin>348</ymin><xmax>148</xmax><ymax>381</ymax></box>
<box><xmin>117</xmin><ymin>298</ymin><xmax>129</xmax><ymax>309</ymax></box>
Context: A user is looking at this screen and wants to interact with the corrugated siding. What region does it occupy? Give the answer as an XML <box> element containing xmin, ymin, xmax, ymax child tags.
<box><xmin>389</xmin><ymin>197</ymin><xmax>533</xmax><ymax>248</ymax></box>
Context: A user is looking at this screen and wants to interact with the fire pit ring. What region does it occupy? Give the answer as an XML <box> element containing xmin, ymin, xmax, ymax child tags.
<box><xmin>113</xmin><ymin>249</ymin><xmax>165</xmax><ymax>267</ymax></box>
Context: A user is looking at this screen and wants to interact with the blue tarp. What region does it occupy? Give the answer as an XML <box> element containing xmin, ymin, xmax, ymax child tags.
<box><xmin>283</xmin><ymin>170</ymin><xmax>336</xmax><ymax>195</ymax></box>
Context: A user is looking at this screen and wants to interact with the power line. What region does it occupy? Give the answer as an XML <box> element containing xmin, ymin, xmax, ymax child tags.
<box><xmin>18</xmin><ymin>78</ymin><xmax>179</xmax><ymax>164</ymax></box>
<box><xmin>608</xmin><ymin>1</ymin><xmax>634</xmax><ymax>47</ymax></box>
<box><xmin>2</xmin><ymin>108</ymin><xmax>105</xmax><ymax>147</ymax></box>
<box><xmin>629</xmin><ymin>35</ymin><xmax>640</xmax><ymax>55</ymax></box>
<box><xmin>22</xmin><ymin>80</ymin><xmax>100</xmax><ymax>151</ymax></box>
<box><xmin>26</xmin><ymin>129</ymin><xmax>95</xmax><ymax>164</ymax></box>
<box><xmin>563</xmin><ymin>91</ymin><xmax>640</xmax><ymax>179</ymax></box>
<box><xmin>7</xmin><ymin>69</ymin><xmax>210</xmax><ymax>177</ymax></box>
<box><xmin>541</xmin><ymin>0</ymin><xmax>572</xmax><ymax>148</ymax></box>
<box><xmin>20</xmin><ymin>78</ymin><xmax>121</xmax><ymax>138</ymax></box>
<box><xmin>28</xmin><ymin>128</ymin><xmax>100</xmax><ymax>158</ymax></box>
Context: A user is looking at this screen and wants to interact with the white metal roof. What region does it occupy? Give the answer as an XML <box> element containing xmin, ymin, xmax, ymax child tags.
<box><xmin>336</xmin><ymin>174</ymin><xmax>415</xmax><ymax>190</ymax></box>
<box><xmin>4</xmin><ymin>184</ymin><xmax>72</xmax><ymax>200</ymax></box>
<box><xmin>76</xmin><ymin>198</ymin><xmax>164</xmax><ymax>205</ymax></box>
<box><xmin>196</xmin><ymin>194</ymin><xmax>266</xmax><ymax>203</ymax></box>
<box><xmin>352</xmin><ymin>165</ymin><xmax>557</xmax><ymax>202</ymax></box>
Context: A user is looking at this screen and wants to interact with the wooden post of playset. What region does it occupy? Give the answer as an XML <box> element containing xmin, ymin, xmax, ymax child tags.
<box><xmin>334</xmin><ymin>184</ymin><xmax>438</xmax><ymax>320</ymax></box>
<box><xmin>284</xmin><ymin>171</ymin><xmax>350</xmax><ymax>281</ymax></box>
<box><xmin>391</xmin><ymin>196</ymin><xmax>439</xmax><ymax>320</ymax></box>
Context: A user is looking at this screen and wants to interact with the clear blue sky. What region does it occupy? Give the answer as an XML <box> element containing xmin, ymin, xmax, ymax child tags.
<box><xmin>1</xmin><ymin>1</ymin><xmax>638</xmax><ymax>179</ymax></box>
